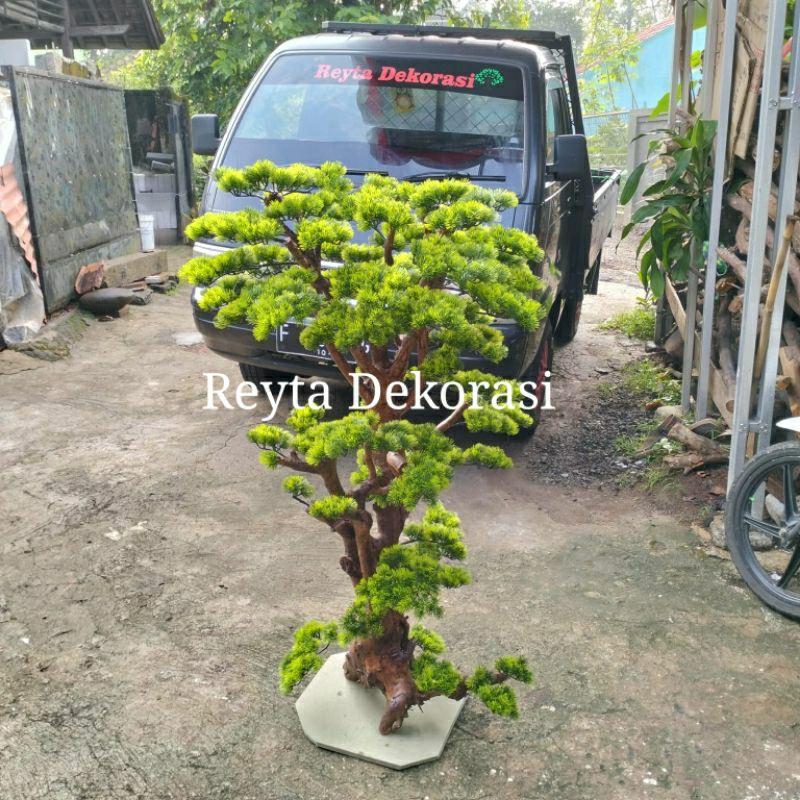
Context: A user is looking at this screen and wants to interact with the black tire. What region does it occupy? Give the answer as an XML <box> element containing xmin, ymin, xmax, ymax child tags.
<box><xmin>587</xmin><ymin>251</ymin><xmax>601</xmax><ymax>295</ymax></box>
<box><xmin>238</xmin><ymin>362</ymin><xmax>284</xmax><ymax>392</ymax></box>
<box><xmin>725</xmin><ymin>442</ymin><xmax>800</xmax><ymax>620</ymax></box>
<box><xmin>506</xmin><ymin>321</ymin><xmax>553</xmax><ymax>440</ymax></box>
<box><xmin>554</xmin><ymin>291</ymin><xmax>583</xmax><ymax>345</ymax></box>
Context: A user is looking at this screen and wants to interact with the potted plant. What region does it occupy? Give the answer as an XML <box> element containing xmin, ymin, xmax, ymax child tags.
<box><xmin>181</xmin><ymin>161</ymin><xmax>542</xmax><ymax>735</ymax></box>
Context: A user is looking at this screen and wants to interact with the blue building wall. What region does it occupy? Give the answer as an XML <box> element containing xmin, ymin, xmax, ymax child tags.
<box><xmin>582</xmin><ymin>23</ymin><xmax>706</xmax><ymax>113</ymax></box>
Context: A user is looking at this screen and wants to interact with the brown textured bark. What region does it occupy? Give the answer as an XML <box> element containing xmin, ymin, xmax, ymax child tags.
<box><xmin>339</xmin><ymin>502</ymin><xmax>418</xmax><ymax>734</ymax></box>
<box><xmin>725</xmin><ymin>193</ymin><xmax>800</xmax><ymax>313</ymax></box>
<box><xmin>717</xmin><ymin>295</ymin><xmax>737</xmax><ymax>393</ymax></box>
<box><xmin>343</xmin><ymin>610</ymin><xmax>423</xmax><ymax>734</ymax></box>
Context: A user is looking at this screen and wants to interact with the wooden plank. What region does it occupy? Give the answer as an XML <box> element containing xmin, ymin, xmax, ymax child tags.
<box><xmin>665</xmin><ymin>276</ymin><xmax>733</xmax><ymax>425</ymax></box>
<box><xmin>709</xmin><ymin>359</ymin><xmax>734</xmax><ymax>425</ymax></box>
<box><xmin>71</xmin><ymin>24</ymin><xmax>131</xmax><ymax>36</ymax></box>
<box><xmin>665</xmin><ymin>276</ymin><xmax>687</xmax><ymax>333</ymax></box>
<box><xmin>779</xmin><ymin>346</ymin><xmax>800</xmax><ymax>416</ymax></box>
<box><xmin>0</xmin><ymin>26</ymin><xmax>64</xmax><ymax>36</ymax></box>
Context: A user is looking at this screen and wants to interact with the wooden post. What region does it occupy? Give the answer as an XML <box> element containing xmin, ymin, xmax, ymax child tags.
<box><xmin>61</xmin><ymin>0</ymin><xmax>74</xmax><ymax>58</ymax></box>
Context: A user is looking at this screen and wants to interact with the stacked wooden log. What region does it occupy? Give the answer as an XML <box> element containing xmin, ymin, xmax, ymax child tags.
<box><xmin>711</xmin><ymin>109</ymin><xmax>800</xmax><ymax>423</ymax></box>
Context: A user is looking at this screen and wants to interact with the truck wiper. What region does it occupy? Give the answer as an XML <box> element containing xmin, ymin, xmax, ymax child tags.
<box><xmin>402</xmin><ymin>171</ymin><xmax>506</xmax><ymax>183</ymax></box>
<box><xmin>343</xmin><ymin>169</ymin><xmax>389</xmax><ymax>176</ymax></box>
<box><xmin>306</xmin><ymin>166</ymin><xmax>388</xmax><ymax>176</ymax></box>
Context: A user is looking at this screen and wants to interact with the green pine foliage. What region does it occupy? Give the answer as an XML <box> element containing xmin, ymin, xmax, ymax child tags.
<box><xmin>494</xmin><ymin>655</ymin><xmax>534</xmax><ymax>684</ymax></box>
<box><xmin>466</xmin><ymin>656</ymin><xmax>534</xmax><ymax>717</ymax></box>
<box><xmin>309</xmin><ymin>496</ymin><xmax>358</xmax><ymax>520</ymax></box>
<box><xmin>475</xmin><ymin>683</ymin><xmax>520</xmax><ymax>718</ymax></box>
<box><xmin>411</xmin><ymin>652</ymin><xmax>463</xmax><ymax>697</ymax></box>
<box><xmin>409</xmin><ymin>623</ymin><xmax>446</xmax><ymax>654</ymax></box>
<box><xmin>279</xmin><ymin>620</ymin><xmax>339</xmax><ymax>693</ymax></box>
<box><xmin>283</xmin><ymin>475</ymin><xmax>314</xmax><ymax>499</ymax></box>
<box><xmin>339</xmin><ymin>541</ymin><xmax>471</xmax><ymax>642</ymax></box>
<box><xmin>181</xmin><ymin>160</ymin><xmax>542</xmax><ymax>721</ymax></box>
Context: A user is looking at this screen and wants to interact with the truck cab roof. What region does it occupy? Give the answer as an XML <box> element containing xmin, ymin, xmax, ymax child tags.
<box><xmin>274</xmin><ymin>26</ymin><xmax>559</xmax><ymax>72</ymax></box>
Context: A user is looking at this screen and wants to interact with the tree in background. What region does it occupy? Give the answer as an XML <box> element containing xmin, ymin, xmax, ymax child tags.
<box><xmin>578</xmin><ymin>0</ymin><xmax>641</xmax><ymax>114</ymax></box>
<box><xmin>180</xmin><ymin>161</ymin><xmax>542</xmax><ymax>733</ymax></box>
<box><xmin>527</xmin><ymin>0</ymin><xmax>583</xmax><ymax>52</ymax></box>
<box><xmin>575</xmin><ymin>0</ymin><xmax>672</xmax><ymax>168</ymax></box>
<box><xmin>598</xmin><ymin>0</ymin><xmax>672</xmax><ymax>34</ymax></box>
<box><xmin>453</xmin><ymin>0</ymin><xmax>530</xmax><ymax>29</ymax></box>
<box><xmin>107</xmin><ymin>0</ymin><xmax>443</xmax><ymax>124</ymax></box>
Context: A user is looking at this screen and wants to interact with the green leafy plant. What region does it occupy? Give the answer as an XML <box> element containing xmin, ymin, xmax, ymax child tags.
<box><xmin>451</xmin><ymin>0</ymin><xmax>530</xmax><ymax>28</ymax></box>
<box><xmin>599</xmin><ymin>299</ymin><xmax>655</xmax><ymax>340</ymax></box>
<box><xmin>180</xmin><ymin>161</ymin><xmax>541</xmax><ymax>734</ymax></box>
<box><xmin>621</xmin><ymin>359</ymin><xmax>681</xmax><ymax>406</ymax></box>
<box><xmin>620</xmin><ymin>117</ymin><xmax>717</xmax><ymax>297</ymax></box>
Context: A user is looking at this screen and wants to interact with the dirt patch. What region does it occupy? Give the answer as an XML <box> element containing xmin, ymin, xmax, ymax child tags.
<box><xmin>527</xmin><ymin>374</ymin><xmax>651</xmax><ymax>488</ymax></box>
<box><xmin>521</xmin><ymin>250</ymin><xmax>654</xmax><ymax>489</ymax></box>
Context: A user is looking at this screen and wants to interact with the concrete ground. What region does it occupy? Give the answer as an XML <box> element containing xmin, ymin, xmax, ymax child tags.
<box><xmin>1</xmin><ymin>256</ymin><xmax>799</xmax><ymax>800</ymax></box>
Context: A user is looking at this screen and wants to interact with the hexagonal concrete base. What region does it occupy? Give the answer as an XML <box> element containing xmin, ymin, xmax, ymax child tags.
<box><xmin>295</xmin><ymin>652</ymin><xmax>466</xmax><ymax>769</ymax></box>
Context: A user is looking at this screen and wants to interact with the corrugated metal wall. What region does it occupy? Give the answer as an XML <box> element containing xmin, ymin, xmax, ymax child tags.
<box><xmin>6</xmin><ymin>67</ymin><xmax>140</xmax><ymax>312</ymax></box>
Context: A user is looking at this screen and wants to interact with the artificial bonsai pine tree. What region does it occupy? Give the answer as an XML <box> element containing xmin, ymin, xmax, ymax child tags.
<box><xmin>181</xmin><ymin>161</ymin><xmax>544</xmax><ymax>734</ymax></box>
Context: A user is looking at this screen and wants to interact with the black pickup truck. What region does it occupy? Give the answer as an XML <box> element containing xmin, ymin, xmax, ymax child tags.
<box><xmin>189</xmin><ymin>23</ymin><xmax>620</xmax><ymax>389</ymax></box>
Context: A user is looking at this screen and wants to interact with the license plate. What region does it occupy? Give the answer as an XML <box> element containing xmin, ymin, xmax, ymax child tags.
<box><xmin>275</xmin><ymin>323</ymin><xmax>331</xmax><ymax>361</ymax></box>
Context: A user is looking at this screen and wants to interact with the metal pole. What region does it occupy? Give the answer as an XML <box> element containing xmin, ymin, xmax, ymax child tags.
<box><xmin>728</xmin><ymin>0</ymin><xmax>789</xmax><ymax>489</ymax></box>
<box><xmin>698</xmin><ymin>0</ymin><xmax>720</xmax><ymax>116</ymax></box>
<box><xmin>754</xmin><ymin>4</ymin><xmax>800</xmax><ymax>456</ymax></box>
<box><xmin>668</xmin><ymin>1</ymin><xmax>685</xmax><ymax>127</ymax></box>
<box><xmin>679</xmin><ymin>0</ymin><xmax>697</xmax><ymax>412</ymax></box>
<box><xmin>697</xmin><ymin>0</ymin><xmax>738</xmax><ymax>419</ymax></box>
<box><xmin>681</xmin><ymin>0</ymin><xmax>696</xmax><ymax>104</ymax></box>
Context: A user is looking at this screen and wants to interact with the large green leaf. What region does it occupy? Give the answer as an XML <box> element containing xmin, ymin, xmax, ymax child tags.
<box><xmin>649</xmin><ymin>265</ymin><xmax>665</xmax><ymax>298</ymax></box>
<box><xmin>639</xmin><ymin>248</ymin><xmax>654</xmax><ymax>292</ymax></box>
<box><xmin>635</xmin><ymin>227</ymin><xmax>652</xmax><ymax>257</ymax></box>
<box><xmin>620</xmin><ymin>162</ymin><xmax>647</xmax><ymax>206</ymax></box>
<box><xmin>621</xmin><ymin>221</ymin><xmax>636</xmax><ymax>241</ymax></box>
<box><xmin>650</xmin><ymin>218</ymin><xmax>664</xmax><ymax>257</ymax></box>
<box><xmin>693</xmin><ymin>3</ymin><xmax>707</xmax><ymax>30</ymax></box>
<box><xmin>650</xmin><ymin>90</ymin><xmax>674</xmax><ymax>118</ymax></box>
<box><xmin>664</xmin><ymin>149</ymin><xmax>693</xmax><ymax>191</ymax></box>
<box><xmin>643</xmin><ymin>179</ymin><xmax>667</xmax><ymax>198</ymax></box>
<box><xmin>630</xmin><ymin>204</ymin><xmax>662</xmax><ymax>225</ymax></box>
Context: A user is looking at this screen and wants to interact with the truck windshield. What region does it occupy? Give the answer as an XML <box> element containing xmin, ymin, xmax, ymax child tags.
<box><xmin>218</xmin><ymin>53</ymin><xmax>526</xmax><ymax>199</ymax></box>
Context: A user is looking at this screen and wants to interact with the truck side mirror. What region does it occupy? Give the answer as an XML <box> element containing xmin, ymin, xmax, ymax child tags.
<box><xmin>192</xmin><ymin>114</ymin><xmax>221</xmax><ymax>156</ymax></box>
<box><xmin>547</xmin><ymin>134</ymin><xmax>589</xmax><ymax>182</ymax></box>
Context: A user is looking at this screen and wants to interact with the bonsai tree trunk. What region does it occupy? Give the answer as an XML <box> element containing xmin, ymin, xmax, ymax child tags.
<box><xmin>344</xmin><ymin>610</ymin><xmax>420</xmax><ymax>734</ymax></box>
<box><xmin>336</xmin><ymin>428</ymin><xmax>424</xmax><ymax>733</ymax></box>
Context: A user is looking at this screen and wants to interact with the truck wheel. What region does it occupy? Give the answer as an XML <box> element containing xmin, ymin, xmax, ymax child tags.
<box><xmin>239</xmin><ymin>362</ymin><xmax>284</xmax><ymax>392</ymax></box>
<box><xmin>554</xmin><ymin>292</ymin><xmax>582</xmax><ymax>345</ymax></box>
<box><xmin>507</xmin><ymin>321</ymin><xmax>553</xmax><ymax>440</ymax></box>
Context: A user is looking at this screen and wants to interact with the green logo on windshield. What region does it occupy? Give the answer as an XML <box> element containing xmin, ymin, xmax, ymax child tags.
<box><xmin>474</xmin><ymin>68</ymin><xmax>504</xmax><ymax>86</ymax></box>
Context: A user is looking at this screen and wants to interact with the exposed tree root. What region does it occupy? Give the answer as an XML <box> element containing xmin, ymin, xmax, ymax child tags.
<box><xmin>343</xmin><ymin>611</ymin><xmax>423</xmax><ymax>734</ymax></box>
